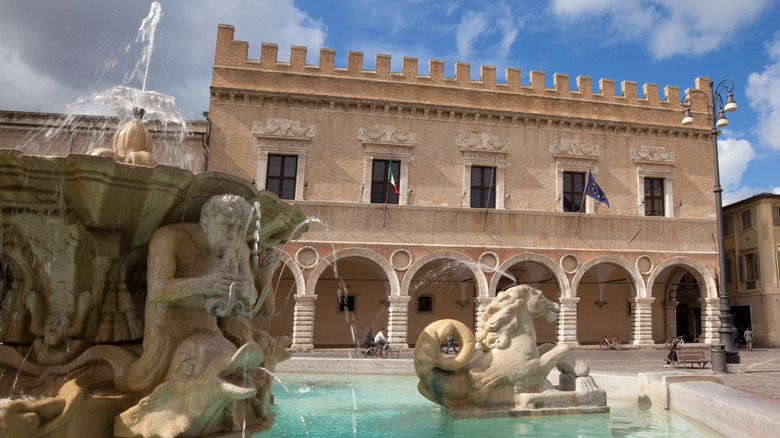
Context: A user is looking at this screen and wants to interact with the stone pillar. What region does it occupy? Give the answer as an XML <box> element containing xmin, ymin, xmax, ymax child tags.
<box><xmin>700</xmin><ymin>297</ymin><xmax>721</xmax><ymax>344</ymax></box>
<box><xmin>665</xmin><ymin>299</ymin><xmax>678</xmax><ymax>341</ymax></box>
<box><xmin>473</xmin><ymin>296</ymin><xmax>493</xmax><ymax>331</ymax></box>
<box><xmin>630</xmin><ymin>297</ymin><xmax>655</xmax><ymax>345</ymax></box>
<box><xmin>291</xmin><ymin>294</ymin><xmax>316</xmax><ymax>351</ymax></box>
<box><xmin>557</xmin><ymin>297</ymin><xmax>580</xmax><ymax>346</ymax></box>
<box><xmin>387</xmin><ymin>295</ymin><xmax>411</xmax><ymax>350</ymax></box>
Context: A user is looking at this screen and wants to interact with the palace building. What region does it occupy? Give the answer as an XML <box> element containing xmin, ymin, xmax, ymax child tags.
<box><xmin>206</xmin><ymin>24</ymin><xmax>725</xmax><ymax>350</ymax></box>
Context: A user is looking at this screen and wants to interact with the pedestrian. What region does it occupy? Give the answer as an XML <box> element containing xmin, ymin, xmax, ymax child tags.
<box><xmin>444</xmin><ymin>336</ymin><xmax>458</xmax><ymax>354</ymax></box>
<box><xmin>744</xmin><ymin>327</ymin><xmax>753</xmax><ymax>351</ymax></box>
<box><xmin>733</xmin><ymin>326</ymin><xmax>739</xmax><ymax>347</ymax></box>
<box><xmin>664</xmin><ymin>339</ymin><xmax>679</xmax><ymax>368</ymax></box>
<box><xmin>362</xmin><ymin>328</ymin><xmax>374</xmax><ymax>348</ymax></box>
<box><xmin>374</xmin><ymin>328</ymin><xmax>388</xmax><ymax>352</ymax></box>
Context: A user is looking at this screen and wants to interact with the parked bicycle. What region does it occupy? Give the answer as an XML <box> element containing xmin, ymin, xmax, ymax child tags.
<box><xmin>665</xmin><ymin>335</ymin><xmax>685</xmax><ymax>350</ymax></box>
<box><xmin>599</xmin><ymin>336</ymin><xmax>622</xmax><ymax>350</ymax></box>
<box><xmin>355</xmin><ymin>344</ymin><xmax>400</xmax><ymax>358</ymax></box>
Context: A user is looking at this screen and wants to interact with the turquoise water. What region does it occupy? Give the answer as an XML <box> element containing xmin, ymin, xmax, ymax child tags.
<box><xmin>265</xmin><ymin>373</ymin><xmax>719</xmax><ymax>437</ymax></box>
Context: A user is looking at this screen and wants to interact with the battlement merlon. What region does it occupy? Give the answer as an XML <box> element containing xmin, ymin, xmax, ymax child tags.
<box><xmin>213</xmin><ymin>24</ymin><xmax>711</xmax><ymax>123</ymax></box>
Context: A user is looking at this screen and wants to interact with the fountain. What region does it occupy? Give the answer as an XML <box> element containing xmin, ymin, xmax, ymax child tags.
<box><xmin>414</xmin><ymin>285</ymin><xmax>608</xmax><ymax>417</ymax></box>
<box><xmin>0</xmin><ymin>3</ymin><xmax>308</xmax><ymax>437</ymax></box>
<box><xmin>0</xmin><ymin>139</ymin><xmax>306</xmax><ymax>437</ymax></box>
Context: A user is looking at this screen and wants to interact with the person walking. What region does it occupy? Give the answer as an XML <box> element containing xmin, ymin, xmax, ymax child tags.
<box><xmin>664</xmin><ymin>338</ymin><xmax>679</xmax><ymax>368</ymax></box>
<box><xmin>444</xmin><ymin>336</ymin><xmax>458</xmax><ymax>354</ymax></box>
<box><xmin>744</xmin><ymin>327</ymin><xmax>753</xmax><ymax>351</ymax></box>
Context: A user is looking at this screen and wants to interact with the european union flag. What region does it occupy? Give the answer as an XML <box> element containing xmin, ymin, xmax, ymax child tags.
<box><xmin>584</xmin><ymin>170</ymin><xmax>609</xmax><ymax>207</ymax></box>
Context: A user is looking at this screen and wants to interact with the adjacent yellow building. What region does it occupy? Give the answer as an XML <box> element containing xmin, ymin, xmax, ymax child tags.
<box><xmin>723</xmin><ymin>193</ymin><xmax>780</xmax><ymax>346</ymax></box>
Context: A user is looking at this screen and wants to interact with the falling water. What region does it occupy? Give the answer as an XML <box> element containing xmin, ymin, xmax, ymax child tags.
<box><xmin>16</xmin><ymin>1</ymin><xmax>194</xmax><ymax>169</ymax></box>
<box><xmin>130</xmin><ymin>1</ymin><xmax>162</xmax><ymax>92</ymax></box>
<box><xmin>257</xmin><ymin>367</ymin><xmax>310</xmax><ymax>436</ymax></box>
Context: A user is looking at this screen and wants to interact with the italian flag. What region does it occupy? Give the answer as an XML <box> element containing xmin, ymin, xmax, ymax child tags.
<box><xmin>388</xmin><ymin>160</ymin><xmax>400</xmax><ymax>195</ymax></box>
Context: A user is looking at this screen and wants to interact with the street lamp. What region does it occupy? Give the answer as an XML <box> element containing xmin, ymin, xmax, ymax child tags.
<box><xmin>681</xmin><ymin>78</ymin><xmax>739</xmax><ymax>371</ymax></box>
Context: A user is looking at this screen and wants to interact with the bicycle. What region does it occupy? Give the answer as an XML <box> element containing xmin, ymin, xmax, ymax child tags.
<box><xmin>355</xmin><ymin>344</ymin><xmax>400</xmax><ymax>358</ymax></box>
<box><xmin>665</xmin><ymin>335</ymin><xmax>685</xmax><ymax>350</ymax></box>
<box><xmin>599</xmin><ymin>336</ymin><xmax>622</xmax><ymax>350</ymax></box>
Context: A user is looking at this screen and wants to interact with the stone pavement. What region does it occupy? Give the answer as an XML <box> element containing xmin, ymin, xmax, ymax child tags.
<box><xmin>286</xmin><ymin>346</ymin><xmax>780</xmax><ymax>401</ymax></box>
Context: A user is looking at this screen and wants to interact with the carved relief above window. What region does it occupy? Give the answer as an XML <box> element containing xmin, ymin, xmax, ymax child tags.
<box><xmin>550</xmin><ymin>139</ymin><xmax>599</xmax><ymax>213</ymax></box>
<box><xmin>358</xmin><ymin>125</ymin><xmax>415</xmax><ymax>205</ymax></box>
<box><xmin>253</xmin><ymin>118</ymin><xmax>315</xmax><ymax>201</ymax></box>
<box><xmin>631</xmin><ymin>145</ymin><xmax>675</xmax><ymax>217</ymax></box>
<box><xmin>458</xmin><ymin>132</ymin><xmax>509</xmax><ymax>209</ymax></box>
<box><xmin>252</xmin><ymin>118</ymin><xmax>316</xmax><ymax>139</ymax></box>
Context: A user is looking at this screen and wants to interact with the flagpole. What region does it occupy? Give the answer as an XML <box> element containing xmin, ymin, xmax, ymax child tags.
<box><xmin>482</xmin><ymin>157</ymin><xmax>497</xmax><ymax>232</ymax></box>
<box><xmin>383</xmin><ymin>152</ymin><xmax>393</xmax><ymax>228</ymax></box>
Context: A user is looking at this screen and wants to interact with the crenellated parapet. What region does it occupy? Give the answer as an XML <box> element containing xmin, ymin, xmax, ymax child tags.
<box><xmin>213</xmin><ymin>24</ymin><xmax>713</xmax><ymax>123</ymax></box>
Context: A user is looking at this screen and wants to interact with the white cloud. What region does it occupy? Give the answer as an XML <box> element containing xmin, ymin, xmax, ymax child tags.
<box><xmin>550</xmin><ymin>0</ymin><xmax>772</xmax><ymax>59</ymax></box>
<box><xmin>456</xmin><ymin>11</ymin><xmax>489</xmax><ymax>59</ymax></box>
<box><xmin>747</xmin><ymin>34</ymin><xmax>780</xmax><ymax>151</ymax></box>
<box><xmin>717</xmin><ymin>135</ymin><xmax>756</xmax><ymax>191</ymax></box>
<box><xmin>455</xmin><ymin>5</ymin><xmax>518</xmax><ymax>61</ymax></box>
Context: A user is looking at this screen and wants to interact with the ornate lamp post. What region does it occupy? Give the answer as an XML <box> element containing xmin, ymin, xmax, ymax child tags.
<box><xmin>682</xmin><ymin>78</ymin><xmax>739</xmax><ymax>371</ymax></box>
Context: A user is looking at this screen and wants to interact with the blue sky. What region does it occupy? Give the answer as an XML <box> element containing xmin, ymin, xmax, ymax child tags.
<box><xmin>1</xmin><ymin>0</ymin><xmax>779</xmax><ymax>204</ymax></box>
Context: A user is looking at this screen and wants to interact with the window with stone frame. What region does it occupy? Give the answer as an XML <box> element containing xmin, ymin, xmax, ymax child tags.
<box><xmin>644</xmin><ymin>177</ymin><xmax>665</xmax><ymax>216</ymax></box>
<box><xmin>266</xmin><ymin>154</ymin><xmax>298</xmax><ymax>200</ymax></box>
<box><xmin>252</xmin><ymin>117</ymin><xmax>313</xmax><ymax>201</ymax></box>
<box><xmin>470</xmin><ymin>166</ymin><xmax>496</xmax><ymax>209</ymax></box>
<box><xmin>562</xmin><ymin>171</ymin><xmax>585</xmax><ymax>212</ymax></box>
<box><xmin>370</xmin><ymin>159</ymin><xmax>400</xmax><ymax>204</ymax></box>
<box><xmin>631</xmin><ymin>145</ymin><xmax>675</xmax><ymax>217</ymax></box>
<box><xmin>773</xmin><ymin>205</ymin><xmax>780</xmax><ymax>226</ymax></box>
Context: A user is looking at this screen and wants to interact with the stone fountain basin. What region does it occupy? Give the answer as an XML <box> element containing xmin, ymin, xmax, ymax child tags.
<box><xmin>0</xmin><ymin>149</ymin><xmax>260</xmax><ymax>267</ymax></box>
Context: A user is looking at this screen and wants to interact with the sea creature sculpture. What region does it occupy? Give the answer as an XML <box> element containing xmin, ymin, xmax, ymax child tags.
<box><xmin>414</xmin><ymin>285</ymin><xmax>604</xmax><ymax>411</ymax></box>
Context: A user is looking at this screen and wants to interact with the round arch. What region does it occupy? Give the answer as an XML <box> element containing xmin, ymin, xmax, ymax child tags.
<box><xmin>305</xmin><ymin>247</ymin><xmax>400</xmax><ymax>296</ymax></box>
<box><xmin>646</xmin><ymin>256</ymin><xmax>717</xmax><ymax>300</ymax></box>
<box><xmin>571</xmin><ymin>254</ymin><xmax>646</xmax><ymax>298</ymax></box>
<box><xmin>491</xmin><ymin>253</ymin><xmax>570</xmax><ymax>298</ymax></box>
<box><xmin>269</xmin><ymin>248</ymin><xmax>305</xmax><ymax>297</ymax></box>
<box><xmin>402</xmin><ymin>250</ymin><xmax>488</xmax><ymax>297</ymax></box>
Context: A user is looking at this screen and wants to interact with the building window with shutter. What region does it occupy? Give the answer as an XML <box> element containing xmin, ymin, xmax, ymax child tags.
<box><xmin>266</xmin><ymin>154</ymin><xmax>297</xmax><ymax>200</ymax></box>
<box><xmin>470</xmin><ymin>166</ymin><xmax>496</xmax><ymax>209</ymax></box>
<box><xmin>742</xmin><ymin>209</ymin><xmax>752</xmax><ymax>231</ymax></box>
<box><xmin>644</xmin><ymin>177</ymin><xmax>664</xmax><ymax>216</ymax></box>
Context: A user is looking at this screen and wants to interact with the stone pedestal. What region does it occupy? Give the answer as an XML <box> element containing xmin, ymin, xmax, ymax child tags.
<box><xmin>631</xmin><ymin>297</ymin><xmax>655</xmax><ymax>345</ymax></box>
<box><xmin>557</xmin><ymin>297</ymin><xmax>580</xmax><ymax>346</ymax></box>
<box><xmin>700</xmin><ymin>297</ymin><xmax>721</xmax><ymax>344</ymax></box>
<box><xmin>665</xmin><ymin>299</ymin><xmax>678</xmax><ymax>340</ymax></box>
<box><xmin>387</xmin><ymin>295</ymin><xmax>411</xmax><ymax>349</ymax></box>
<box><xmin>291</xmin><ymin>294</ymin><xmax>317</xmax><ymax>351</ymax></box>
<box><xmin>473</xmin><ymin>296</ymin><xmax>493</xmax><ymax>331</ymax></box>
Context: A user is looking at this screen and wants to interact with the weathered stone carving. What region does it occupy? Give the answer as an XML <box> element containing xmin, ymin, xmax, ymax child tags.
<box><xmin>549</xmin><ymin>139</ymin><xmax>600</xmax><ymax>157</ymax></box>
<box><xmin>88</xmin><ymin>107</ymin><xmax>157</xmax><ymax>166</ymax></box>
<box><xmin>358</xmin><ymin>125</ymin><xmax>416</xmax><ymax>144</ymax></box>
<box><xmin>414</xmin><ymin>285</ymin><xmax>607</xmax><ymax>414</ymax></box>
<box><xmin>0</xmin><ymin>149</ymin><xmax>306</xmax><ymax>437</ymax></box>
<box><xmin>630</xmin><ymin>145</ymin><xmax>675</xmax><ymax>163</ymax></box>
<box><xmin>252</xmin><ymin>118</ymin><xmax>316</xmax><ymax>138</ymax></box>
<box><xmin>456</xmin><ymin>132</ymin><xmax>510</xmax><ymax>150</ymax></box>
